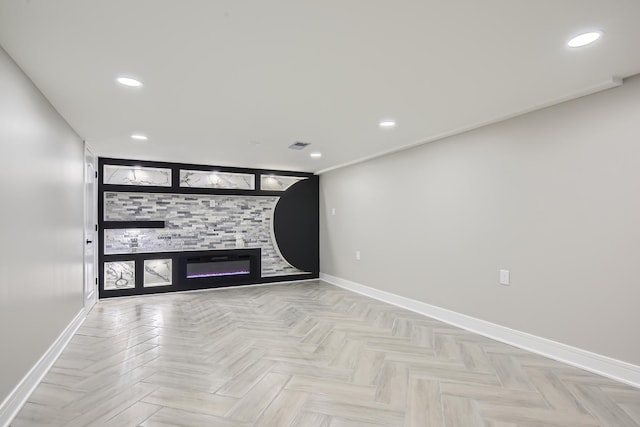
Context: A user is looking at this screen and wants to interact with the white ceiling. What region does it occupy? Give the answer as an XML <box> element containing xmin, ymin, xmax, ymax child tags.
<box><xmin>1</xmin><ymin>1</ymin><xmax>639</xmax><ymax>173</ymax></box>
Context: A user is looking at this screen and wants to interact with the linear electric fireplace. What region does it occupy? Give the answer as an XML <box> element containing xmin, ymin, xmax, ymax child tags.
<box><xmin>187</xmin><ymin>258</ymin><xmax>250</xmax><ymax>278</ymax></box>
<box><xmin>178</xmin><ymin>249</ymin><xmax>260</xmax><ymax>289</ymax></box>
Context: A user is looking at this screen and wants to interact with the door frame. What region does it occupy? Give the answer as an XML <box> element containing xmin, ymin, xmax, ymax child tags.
<box><xmin>84</xmin><ymin>144</ymin><xmax>98</xmax><ymax>311</ymax></box>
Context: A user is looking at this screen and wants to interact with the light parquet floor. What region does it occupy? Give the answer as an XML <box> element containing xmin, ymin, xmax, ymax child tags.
<box><xmin>11</xmin><ymin>280</ymin><xmax>640</xmax><ymax>426</ymax></box>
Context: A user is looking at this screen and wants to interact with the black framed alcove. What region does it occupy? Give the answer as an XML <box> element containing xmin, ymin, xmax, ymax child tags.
<box><xmin>98</xmin><ymin>157</ymin><xmax>319</xmax><ymax>298</ymax></box>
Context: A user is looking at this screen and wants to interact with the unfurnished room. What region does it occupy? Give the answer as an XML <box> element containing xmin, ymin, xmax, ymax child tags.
<box><xmin>1</xmin><ymin>1</ymin><xmax>640</xmax><ymax>426</ymax></box>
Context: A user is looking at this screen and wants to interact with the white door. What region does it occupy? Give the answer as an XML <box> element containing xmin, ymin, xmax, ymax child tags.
<box><xmin>84</xmin><ymin>145</ymin><xmax>98</xmax><ymax>312</ymax></box>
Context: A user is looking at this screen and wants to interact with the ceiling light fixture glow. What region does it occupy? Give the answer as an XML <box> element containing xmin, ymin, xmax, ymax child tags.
<box><xmin>310</xmin><ymin>152</ymin><xmax>322</xmax><ymax>158</ymax></box>
<box><xmin>116</xmin><ymin>76</ymin><xmax>143</xmax><ymax>87</ymax></box>
<box><xmin>131</xmin><ymin>134</ymin><xmax>148</xmax><ymax>140</ymax></box>
<box><xmin>567</xmin><ymin>31</ymin><xmax>602</xmax><ymax>48</ymax></box>
<box><xmin>379</xmin><ymin>120</ymin><xmax>396</xmax><ymax>128</ymax></box>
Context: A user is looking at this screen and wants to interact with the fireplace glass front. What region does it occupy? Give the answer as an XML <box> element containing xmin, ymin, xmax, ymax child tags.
<box><xmin>186</xmin><ymin>259</ymin><xmax>251</xmax><ymax>279</ymax></box>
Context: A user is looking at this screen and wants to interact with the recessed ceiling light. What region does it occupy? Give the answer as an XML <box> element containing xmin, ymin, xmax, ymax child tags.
<box><xmin>131</xmin><ymin>134</ymin><xmax>148</xmax><ymax>141</ymax></box>
<box><xmin>310</xmin><ymin>152</ymin><xmax>322</xmax><ymax>158</ymax></box>
<box><xmin>116</xmin><ymin>76</ymin><xmax>143</xmax><ymax>87</ymax></box>
<box><xmin>379</xmin><ymin>120</ymin><xmax>396</xmax><ymax>128</ymax></box>
<box><xmin>567</xmin><ymin>31</ymin><xmax>602</xmax><ymax>48</ymax></box>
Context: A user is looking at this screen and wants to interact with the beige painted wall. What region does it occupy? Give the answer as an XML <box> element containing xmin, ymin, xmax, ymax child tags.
<box><xmin>320</xmin><ymin>75</ymin><xmax>640</xmax><ymax>366</ymax></box>
<box><xmin>0</xmin><ymin>47</ymin><xmax>84</xmax><ymax>401</ymax></box>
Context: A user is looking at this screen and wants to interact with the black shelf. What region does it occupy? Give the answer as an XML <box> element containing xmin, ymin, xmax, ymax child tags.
<box><xmin>103</xmin><ymin>221</ymin><xmax>165</xmax><ymax>229</ymax></box>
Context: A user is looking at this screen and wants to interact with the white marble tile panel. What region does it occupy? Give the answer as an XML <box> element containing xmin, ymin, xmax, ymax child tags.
<box><xmin>104</xmin><ymin>165</ymin><xmax>171</xmax><ymax>187</ymax></box>
<box><xmin>180</xmin><ymin>170</ymin><xmax>255</xmax><ymax>190</ymax></box>
<box><xmin>105</xmin><ymin>261</ymin><xmax>136</xmax><ymax>290</ymax></box>
<box><xmin>260</xmin><ymin>175</ymin><xmax>307</xmax><ymax>191</ymax></box>
<box><xmin>144</xmin><ymin>259</ymin><xmax>172</xmax><ymax>287</ymax></box>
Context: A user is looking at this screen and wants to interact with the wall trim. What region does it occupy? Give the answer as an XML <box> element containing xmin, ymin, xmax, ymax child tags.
<box><xmin>316</xmin><ymin>76</ymin><xmax>622</xmax><ymax>175</ymax></box>
<box><xmin>320</xmin><ymin>273</ymin><xmax>640</xmax><ymax>389</ymax></box>
<box><xmin>0</xmin><ymin>309</ymin><xmax>86</xmax><ymax>427</ymax></box>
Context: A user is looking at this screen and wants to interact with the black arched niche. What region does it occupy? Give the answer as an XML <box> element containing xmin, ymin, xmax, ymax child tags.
<box><xmin>273</xmin><ymin>176</ymin><xmax>319</xmax><ymax>274</ymax></box>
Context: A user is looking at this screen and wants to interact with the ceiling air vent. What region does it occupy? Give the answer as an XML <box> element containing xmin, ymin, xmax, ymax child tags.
<box><xmin>288</xmin><ymin>141</ymin><xmax>311</xmax><ymax>150</ymax></box>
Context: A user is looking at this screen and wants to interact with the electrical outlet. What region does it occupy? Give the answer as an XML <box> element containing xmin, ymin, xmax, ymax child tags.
<box><xmin>499</xmin><ymin>269</ymin><xmax>510</xmax><ymax>285</ymax></box>
<box><xmin>355</xmin><ymin>250</ymin><xmax>361</xmax><ymax>261</ymax></box>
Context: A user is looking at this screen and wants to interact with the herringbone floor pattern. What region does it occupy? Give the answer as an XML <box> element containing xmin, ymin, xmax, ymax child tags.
<box><xmin>12</xmin><ymin>281</ymin><xmax>640</xmax><ymax>426</ymax></box>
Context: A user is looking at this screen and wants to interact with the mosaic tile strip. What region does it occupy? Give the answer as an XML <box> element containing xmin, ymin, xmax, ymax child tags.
<box><xmin>103</xmin><ymin>165</ymin><xmax>171</xmax><ymax>186</ymax></box>
<box><xmin>104</xmin><ymin>261</ymin><xmax>135</xmax><ymax>290</ymax></box>
<box><xmin>103</xmin><ymin>192</ymin><xmax>303</xmax><ymax>277</ymax></box>
<box><xmin>180</xmin><ymin>170</ymin><xmax>255</xmax><ymax>190</ymax></box>
<box><xmin>144</xmin><ymin>259</ymin><xmax>172</xmax><ymax>287</ymax></box>
<box><xmin>260</xmin><ymin>175</ymin><xmax>307</xmax><ymax>191</ymax></box>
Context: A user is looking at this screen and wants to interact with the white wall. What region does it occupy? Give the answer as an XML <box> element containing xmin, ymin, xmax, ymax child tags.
<box><xmin>0</xmin><ymin>47</ymin><xmax>84</xmax><ymax>401</ymax></box>
<box><xmin>320</xmin><ymin>75</ymin><xmax>640</xmax><ymax>366</ymax></box>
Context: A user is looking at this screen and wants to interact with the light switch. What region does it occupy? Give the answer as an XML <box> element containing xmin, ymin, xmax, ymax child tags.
<box><xmin>355</xmin><ymin>250</ymin><xmax>361</xmax><ymax>261</ymax></box>
<box><xmin>331</xmin><ymin>207</ymin><xmax>336</xmax><ymax>216</ymax></box>
<box><xmin>499</xmin><ymin>269</ymin><xmax>510</xmax><ymax>285</ymax></box>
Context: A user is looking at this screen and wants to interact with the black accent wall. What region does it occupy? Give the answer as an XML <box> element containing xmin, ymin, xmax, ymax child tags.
<box><xmin>273</xmin><ymin>178</ymin><xmax>320</xmax><ymax>273</ymax></box>
<box><xmin>98</xmin><ymin>157</ymin><xmax>319</xmax><ymax>298</ymax></box>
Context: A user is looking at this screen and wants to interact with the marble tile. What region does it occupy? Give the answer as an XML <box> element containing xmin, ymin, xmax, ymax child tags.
<box><xmin>103</xmin><ymin>165</ymin><xmax>171</xmax><ymax>187</ymax></box>
<box><xmin>144</xmin><ymin>259</ymin><xmax>172</xmax><ymax>287</ymax></box>
<box><xmin>260</xmin><ymin>174</ymin><xmax>306</xmax><ymax>191</ymax></box>
<box><xmin>180</xmin><ymin>170</ymin><xmax>255</xmax><ymax>190</ymax></box>
<box><xmin>104</xmin><ymin>261</ymin><xmax>135</xmax><ymax>290</ymax></box>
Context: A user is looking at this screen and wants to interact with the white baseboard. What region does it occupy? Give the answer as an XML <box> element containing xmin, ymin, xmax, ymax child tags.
<box><xmin>0</xmin><ymin>309</ymin><xmax>86</xmax><ymax>427</ymax></box>
<box><xmin>320</xmin><ymin>273</ymin><xmax>640</xmax><ymax>389</ymax></box>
